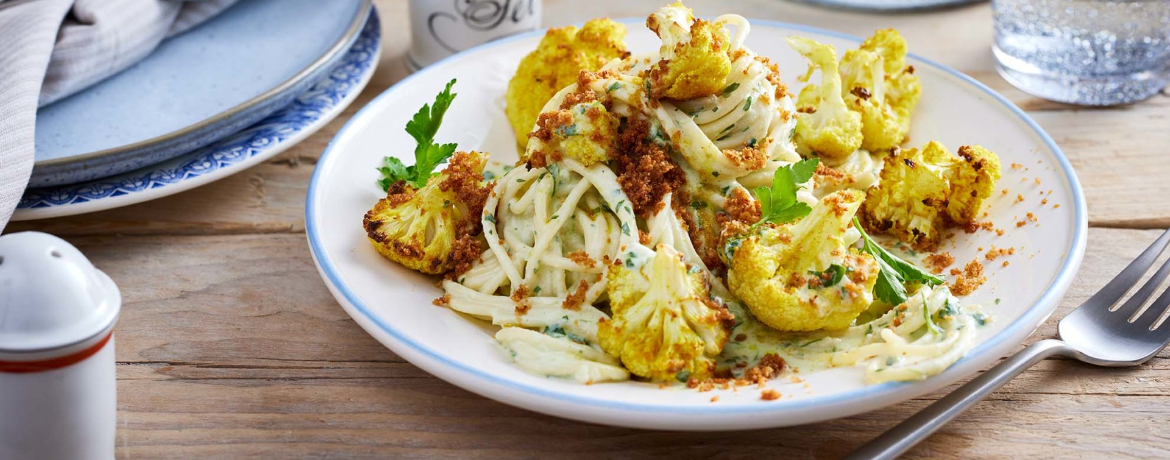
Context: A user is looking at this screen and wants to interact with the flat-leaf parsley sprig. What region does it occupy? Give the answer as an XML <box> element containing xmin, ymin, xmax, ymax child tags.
<box><xmin>854</xmin><ymin>217</ymin><xmax>945</xmax><ymax>306</ymax></box>
<box><xmin>377</xmin><ymin>79</ymin><xmax>459</xmax><ymax>191</ymax></box>
<box><xmin>752</xmin><ymin>158</ymin><xmax>819</xmax><ymax>227</ymax></box>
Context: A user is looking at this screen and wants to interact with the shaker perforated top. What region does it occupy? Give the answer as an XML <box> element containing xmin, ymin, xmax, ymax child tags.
<box><xmin>0</xmin><ymin>232</ymin><xmax>121</xmax><ymax>353</ymax></box>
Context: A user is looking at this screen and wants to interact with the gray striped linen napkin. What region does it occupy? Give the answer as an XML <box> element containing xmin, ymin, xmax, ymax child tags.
<box><xmin>0</xmin><ymin>0</ymin><xmax>238</xmax><ymax>229</ymax></box>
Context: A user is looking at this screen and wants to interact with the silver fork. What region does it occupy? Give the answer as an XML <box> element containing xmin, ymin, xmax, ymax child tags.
<box><xmin>846</xmin><ymin>228</ymin><xmax>1170</xmax><ymax>460</ymax></box>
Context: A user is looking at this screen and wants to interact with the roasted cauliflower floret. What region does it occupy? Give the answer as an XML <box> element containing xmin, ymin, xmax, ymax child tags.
<box><xmin>527</xmin><ymin>97</ymin><xmax>617</xmax><ymax>167</ymax></box>
<box><xmin>860</xmin><ymin>142</ymin><xmax>1001</xmax><ymax>251</ymax></box>
<box><xmin>599</xmin><ymin>244</ymin><xmax>734</xmax><ymax>382</ymax></box>
<box><xmin>788</xmin><ymin>37</ymin><xmax>864</xmax><ymax>160</ymax></box>
<box><xmin>363</xmin><ymin>151</ymin><xmax>489</xmax><ymax>274</ymax></box>
<box><xmin>725</xmin><ymin>190</ymin><xmax>879</xmax><ymax>332</ymax></box>
<box><xmin>947</xmin><ymin>145</ymin><xmax>1001</xmax><ymax>224</ymax></box>
<box><xmin>840</xmin><ymin>48</ymin><xmax>904</xmax><ymax>152</ymax></box>
<box><xmin>645</xmin><ymin>2</ymin><xmax>733</xmax><ymax>100</ymax></box>
<box><xmin>859</xmin><ymin>29</ymin><xmax>920</xmax><ymax>141</ymax></box>
<box><xmin>505</xmin><ymin>19</ymin><xmax>627</xmax><ymax>148</ymax></box>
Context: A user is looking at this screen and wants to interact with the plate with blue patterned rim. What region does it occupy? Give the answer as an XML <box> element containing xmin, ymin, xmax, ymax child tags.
<box><xmin>306</xmin><ymin>19</ymin><xmax>1085</xmax><ymax>430</ymax></box>
<box><xmin>30</xmin><ymin>0</ymin><xmax>371</xmax><ymax>188</ymax></box>
<box><xmin>789</xmin><ymin>0</ymin><xmax>983</xmax><ymax>11</ymax></box>
<box><xmin>13</xmin><ymin>9</ymin><xmax>380</xmax><ymax>221</ymax></box>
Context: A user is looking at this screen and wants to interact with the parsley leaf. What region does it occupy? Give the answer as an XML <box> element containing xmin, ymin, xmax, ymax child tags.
<box><xmin>854</xmin><ymin>217</ymin><xmax>944</xmax><ymax>306</ymax></box>
<box><xmin>808</xmin><ymin>264</ymin><xmax>849</xmax><ymax>288</ymax></box>
<box><xmin>753</xmin><ymin>158</ymin><xmax>819</xmax><ymax>227</ymax></box>
<box><xmin>377</xmin><ymin>79</ymin><xmax>459</xmax><ymax>191</ymax></box>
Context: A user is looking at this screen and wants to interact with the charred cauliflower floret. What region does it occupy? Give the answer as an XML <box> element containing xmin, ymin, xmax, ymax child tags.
<box><xmin>725</xmin><ymin>190</ymin><xmax>879</xmax><ymax>332</ymax></box>
<box><xmin>947</xmin><ymin>145</ymin><xmax>1001</xmax><ymax>224</ymax></box>
<box><xmin>598</xmin><ymin>244</ymin><xmax>734</xmax><ymax>382</ymax></box>
<box><xmin>645</xmin><ymin>2</ymin><xmax>733</xmax><ymax>100</ymax></box>
<box><xmin>505</xmin><ymin>19</ymin><xmax>627</xmax><ymax>148</ymax></box>
<box><xmin>860</xmin><ymin>142</ymin><xmax>1001</xmax><ymax>251</ymax></box>
<box><xmin>363</xmin><ymin>151</ymin><xmax>490</xmax><ymax>274</ymax></box>
<box><xmin>789</xmin><ymin>37</ymin><xmax>864</xmax><ymax>160</ymax></box>
<box><xmin>527</xmin><ymin>97</ymin><xmax>617</xmax><ymax>167</ymax></box>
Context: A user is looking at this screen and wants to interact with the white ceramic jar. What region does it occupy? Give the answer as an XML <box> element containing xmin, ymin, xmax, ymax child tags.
<box><xmin>0</xmin><ymin>232</ymin><xmax>120</xmax><ymax>460</ymax></box>
<box><xmin>407</xmin><ymin>0</ymin><xmax>542</xmax><ymax>70</ymax></box>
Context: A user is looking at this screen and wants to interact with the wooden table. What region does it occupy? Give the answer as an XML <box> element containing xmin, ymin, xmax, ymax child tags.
<box><xmin>11</xmin><ymin>0</ymin><xmax>1170</xmax><ymax>458</ymax></box>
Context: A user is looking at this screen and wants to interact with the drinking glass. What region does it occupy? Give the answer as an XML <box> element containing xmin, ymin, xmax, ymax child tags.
<box><xmin>993</xmin><ymin>0</ymin><xmax>1170</xmax><ymax>106</ymax></box>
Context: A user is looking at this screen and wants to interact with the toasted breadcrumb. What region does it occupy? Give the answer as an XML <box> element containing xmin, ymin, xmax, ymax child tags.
<box><xmin>432</xmin><ymin>294</ymin><xmax>450</xmax><ymax>307</ymax></box>
<box><xmin>511</xmin><ymin>284</ymin><xmax>531</xmax><ymax>315</ymax></box>
<box><xmin>743</xmin><ymin>353</ymin><xmax>787</xmax><ymax>383</ymax></box>
<box><xmin>612</xmin><ymin>117</ymin><xmax>685</xmax><ymax>216</ymax></box>
<box><xmin>562</xmin><ymin>280</ymin><xmax>590</xmax><ymax>311</ymax></box>
<box><xmin>723</xmin><ymin>188</ymin><xmax>762</xmax><ymax>226</ymax></box>
<box><xmin>446</xmin><ymin>235</ymin><xmax>485</xmax><ymax>279</ymax></box>
<box><xmin>925</xmin><ymin>252</ymin><xmax>955</xmax><ymax>273</ymax></box>
<box><xmin>949</xmin><ymin>260</ymin><xmax>986</xmax><ymax>296</ymax></box>
<box><xmin>761</xmin><ymin>389</ymin><xmax>782</xmax><ymax>401</ymax></box>
<box><xmin>566</xmin><ymin>250</ymin><xmax>597</xmax><ymax>268</ymax></box>
<box><xmin>984</xmin><ymin>246</ymin><xmax>1015</xmax><ymax>261</ymax></box>
<box><xmin>686</xmin><ymin>354</ymin><xmax>787</xmax><ymax>393</ymax></box>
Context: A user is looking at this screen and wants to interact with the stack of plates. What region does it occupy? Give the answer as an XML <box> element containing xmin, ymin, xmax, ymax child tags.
<box><xmin>16</xmin><ymin>0</ymin><xmax>381</xmax><ymax>221</ymax></box>
<box><xmin>789</xmin><ymin>0</ymin><xmax>983</xmax><ymax>11</ymax></box>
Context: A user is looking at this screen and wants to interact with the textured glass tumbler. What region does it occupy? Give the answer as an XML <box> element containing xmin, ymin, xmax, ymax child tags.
<box><xmin>993</xmin><ymin>0</ymin><xmax>1170</xmax><ymax>106</ymax></box>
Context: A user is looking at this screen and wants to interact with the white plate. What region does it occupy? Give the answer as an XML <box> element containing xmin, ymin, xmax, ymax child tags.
<box><xmin>306</xmin><ymin>20</ymin><xmax>1087</xmax><ymax>430</ymax></box>
<box><xmin>14</xmin><ymin>12</ymin><xmax>380</xmax><ymax>221</ymax></box>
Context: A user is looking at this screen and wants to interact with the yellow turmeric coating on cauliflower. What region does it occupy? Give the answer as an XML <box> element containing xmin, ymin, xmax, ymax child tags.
<box><xmin>946</xmin><ymin>145</ymin><xmax>1002</xmax><ymax>224</ymax></box>
<box><xmin>860</xmin><ymin>142</ymin><xmax>1001</xmax><ymax>251</ymax></box>
<box><xmin>363</xmin><ymin>151</ymin><xmax>489</xmax><ymax>275</ymax></box>
<box><xmin>725</xmin><ymin>190</ymin><xmax>879</xmax><ymax>332</ymax></box>
<box><xmin>645</xmin><ymin>3</ymin><xmax>733</xmax><ymax>100</ymax></box>
<box><xmin>598</xmin><ymin>244</ymin><xmax>734</xmax><ymax>382</ymax></box>
<box><xmin>527</xmin><ymin>98</ymin><xmax>617</xmax><ymax>167</ymax></box>
<box><xmin>504</xmin><ymin>19</ymin><xmax>628</xmax><ymax>148</ymax></box>
<box><xmin>861</xmin><ymin>29</ymin><xmax>921</xmax><ymax>138</ymax></box>
<box><xmin>789</xmin><ymin>37</ymin><xmax>864</xmax><ymax>160</ymax></box>
<box><xmin>840</xmin><ymin>49</ymin><xmax>902</xmax><ymax>152</ymax></box>
<box><xmin>839</xmin><ymin>29</ymin><xmax>921</xmax><ymax>152</ymax></box>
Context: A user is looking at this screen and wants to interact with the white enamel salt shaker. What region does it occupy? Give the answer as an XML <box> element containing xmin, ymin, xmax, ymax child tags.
<box><xmin>0</xmin><ymin>232</ymin><xmax>120</xmax><ymax>460</ymax></box>
<box><xmin>407</xmin><ymin>0</ymin><xmax>542</xmax><ymax>70</ymax></box>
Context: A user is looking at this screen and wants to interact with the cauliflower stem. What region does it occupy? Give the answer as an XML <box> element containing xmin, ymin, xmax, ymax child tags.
<box><xmin>788</xmin><ymin>37</ymin><xmax>864</xmax><ymax>160</ymax></box>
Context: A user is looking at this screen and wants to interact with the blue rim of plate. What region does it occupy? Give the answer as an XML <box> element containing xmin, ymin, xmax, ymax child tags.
<box><xmin>788</xmin><ymin>0</ymin><xmax>983</xmax><ymax>12</ymax></box>
<box><xmin>307</xmin><ymin>19</ymin><xmax>1087</xmax><ymax>415</ymax></box>
<box><xmin>16</xmin><ymin>9</ymin><xmax>381</xmax><ymax>216</ymax></box>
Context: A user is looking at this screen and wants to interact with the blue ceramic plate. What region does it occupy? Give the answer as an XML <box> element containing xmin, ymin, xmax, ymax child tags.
<box><xmin>13</xmin><ymin>10</ymin><xmax>381</xmax><ymax>221</ymax></box>
<box><xmin>30</xmin><ymin>0</ymin><xmax>371</xmax><ymax>187</ymax></box>
<box><xmin>789</xmin><ymin>0</ymin><xmax>983</xmax><ymax>11</ymax></box>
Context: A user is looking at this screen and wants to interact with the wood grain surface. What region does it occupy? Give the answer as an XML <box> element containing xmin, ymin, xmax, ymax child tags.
<box><xmin>9</xmin><ymin>0</ymin><xmax>1169</xmax><ymax>458</ymax></box>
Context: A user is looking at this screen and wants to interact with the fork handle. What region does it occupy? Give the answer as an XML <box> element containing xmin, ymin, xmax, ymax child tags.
<box><xmin>843</xmin><ymin>339</ymin><xmax>1074</xmax><ymax>460</ymax></box>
